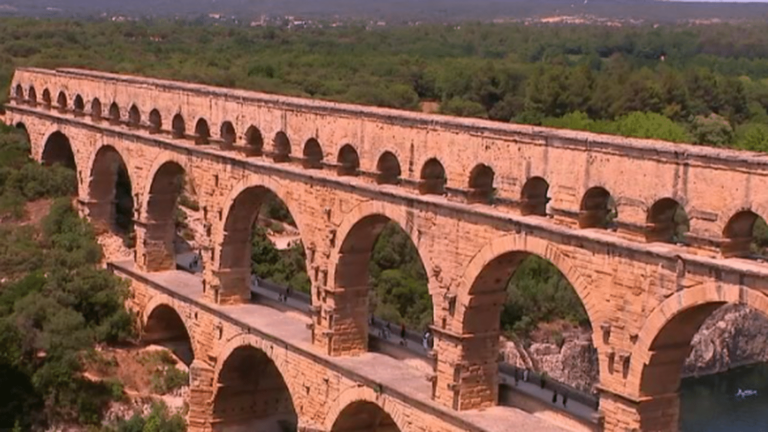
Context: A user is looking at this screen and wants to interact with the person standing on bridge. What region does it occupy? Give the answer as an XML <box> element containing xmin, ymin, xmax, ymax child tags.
<box><xmin>523</xmin><ymin>368</ymin><xmax>529</xmax><ymax>382</ymax></box>
<box><xmin>552</xmin><ymin>390</ymin><xmax>558</xmax><ymax>404</ymax></box>
<box><xmin>562</xmin><ymin>391</ymin><xmax>568</xmax><ymax>408</ymax></box>
<box><xmin>400</xmin><ymin>323</ymin><xmax>407</xmax><ymax>346</ymax></box>
<box><xmin>422</xmin><ymin>329</ymin><xmax>431</xmax><ymax>352</ymax></box>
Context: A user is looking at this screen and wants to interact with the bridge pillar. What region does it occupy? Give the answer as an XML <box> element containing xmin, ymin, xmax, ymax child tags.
<box><xmin>316</xmin><ymin>284</ymin><xmax>369</xmax><ymax>356</ymax></box>
<box><xmin>432</xmin><ymin>327</ymin><xmax>497</xmax><ymax>410</ymax></box>
<box><xmin>188</xmin><ymin>360</ymin><xmax>215</xmax><ymax>432</ymax></box>
<box><xmin>599</xmin><ymin>389</ymin><xmax>679</xmax><ymax>432</ymax></box>
<box><xmin>314</xmin><ymin>249</ymin><xmax>370</xmax><ymax>356</ymax></box>
<box><xmin>203</xmin><ymin>267</ymin><xmax>250</xmax><ymax>305</ymax></box>
<box><xmin>135</xmin><ymin>219</ymin><xmax>176</xmax><ymax>272</ymax></box>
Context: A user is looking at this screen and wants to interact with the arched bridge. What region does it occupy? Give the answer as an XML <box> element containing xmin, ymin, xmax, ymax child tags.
<box><xmin>5</xmin><ymin>67</ymin><xmax>768</xmax><ymax>432</ymax></box>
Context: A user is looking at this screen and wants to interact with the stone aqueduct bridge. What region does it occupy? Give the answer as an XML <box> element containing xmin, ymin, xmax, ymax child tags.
<box><xmin>5</xmin><ymin>67</ymin><xmax>768</xmax><ymax>432</ymax></box>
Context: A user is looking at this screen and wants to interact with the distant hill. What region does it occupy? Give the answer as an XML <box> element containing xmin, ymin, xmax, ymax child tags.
<box><xmin>2</xmin><ymin>0</ymin><xmax>768</xmax><ymax>23</ymax></box>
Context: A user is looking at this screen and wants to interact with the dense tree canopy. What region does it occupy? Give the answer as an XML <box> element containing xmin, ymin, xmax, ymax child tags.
<box><xmin>0</xmin><ymin>125</ymin><xmax>135</xmax><ymax>430</ymax></box>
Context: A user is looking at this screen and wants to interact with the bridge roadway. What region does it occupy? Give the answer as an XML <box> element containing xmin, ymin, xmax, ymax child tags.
<box><xmin>111</xmin><ymin>258</ymin><xmax>574</xmax><ymax>432</ymax></box>
<box><xmin>173</xmin><ymin>252</ymin><xmax>599</xmax><ymax>426</ymax></box>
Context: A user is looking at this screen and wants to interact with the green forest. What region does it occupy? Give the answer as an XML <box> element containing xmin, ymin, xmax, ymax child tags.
<box><xmin>0</xmin><ymin>124</ymin><xmax>186</xmax><ymax>430</ymax></box>
<box><xmin>5</xmin><ymin>19</ymin><xmax>768</xmax><ymax>150</ymax></box>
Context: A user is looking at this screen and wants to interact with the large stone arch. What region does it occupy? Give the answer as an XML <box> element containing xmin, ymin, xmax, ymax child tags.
<box><xmin>321</xmin><ymin>200</ymin><xmax>438</xmax><ymax>357</ymax></box>
<box><xmin>141</xmin><ymin>297</ymin><xmax>198</xmax><ymax>364</ymax></box>
<box><xmin>620</xmin><ymin>283</ymin><xmax>768</xmax><ymax>431</ymax></box>
<box><xmin>139</xmin><ymin>151</ymin><xmax>197</xmax><ymax>217</ymax></box>
<box><xmin>433</xmin><ymin>233</ymin><xmax>603</xmax><ymax>411</ymax></box>
<box><xmin>210</xmin><ymin>333</ymin><xmax>302</xmax><ymax>429</ymax></box>
<box><xmin>713</xmin><ymin>203</ymin><xmax>768</xmax><ymax>240</ymax></box>
<box><xmin>457</xmin><ymin>233</ymin><xmax>600</xmax><ymax>328</ymax></box>
<box><xmin>211</xmin><ymin>173</ymin><xmax>310</xmax><ymax>304</ymax></box>
<box><xmin>323</xmin><ymin>386</ymin><xmax>408</xmax><ymax>432</ymax></box>
<box><xmin>136</xmin><ymin>151</ymin><xmax>197</xmax><ymax>272</ymax></box>
<box><xmin>84</xmin><ymin>144</ymin><xmax>135</xmax><ymax>232</ymax></box>
<box><xmin>40</xmin><ymin>128</ymin><xmax>81</xmax><ymax>194</ymax></box>
<box><xmin>330</xmin><ymin>200</ymin><xmax>437</xmax><ymax>294</ymax></box>
<box><xmin>629</xmin><ymin>283</ymin><xmax>768</xmax><ymax>393</ymax></box>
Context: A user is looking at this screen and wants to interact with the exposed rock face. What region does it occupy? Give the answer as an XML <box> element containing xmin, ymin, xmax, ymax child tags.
<box><xmin>501</xmin><ymin>304</ymin><xmax>768</xmax><ymax>391</ymax></box>
<box><xmin>501</xmin><ymin>335</ymin><xmax>599</xmax><ymax>392</ymax></box>
<box><xmin>683</xmin><ymin>304</ymin><xmax>768</xmax><ymax>377</ymax></box>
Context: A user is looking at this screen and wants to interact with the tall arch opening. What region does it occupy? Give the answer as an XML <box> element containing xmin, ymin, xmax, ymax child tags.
<box><xmin>245</xmin><ymin>126</ymin><xmax>264</xmax><ymax>156</ymax></box>
<box><xmin>41</xmin><ymin>131</ymin><xmax>78</xmax><ymax>195</ymax></box>
<box><xmin>302</xmin><ymin>138</ymin><xmax>323</xmax><ymax>169</ymax></box>
<box><xmin>91</xmin><ymin>98</ymin><xmax>102</xmax><ymax>121</ymax></box>
<box><xmin>646</xmin><ymin>198</ymin><xmax>689</xmax><ymax>244</ymax></box>
<box><xmin>42</xmin><ymin>88</ymin><xmax>52</xmax><ymax>109</ymax></box>
<box><xmin>220</xmin><ymin>121</ymin><xmax>236</xmax><ymax>147</ymax></box>
<box><xmin>149</xmin><ymin>109</ymin><xmax>162</xmax><ymax>134</ymax></box>
<box><xmin>722</xmin><ymin>210</ymin><xmax>768</xmax><ymax>258</ymax></box>
<box><xmin>468</xmin><ymin>164</ymin><xmax>495</xmax><ymax>204</ymax></box>
<box><xmin>273</xmin><ymin>132</ymin><xmax>291</xmax><ymax>162</ymax></box>
<box><xmin>56</xmin><ymin>91</ymin><xmax>68</xmax><ymax>112</ymax></box>
<box><xmin>453</xmin><ymin>250</ymin><xmax>596</xmax><ymax>410</ymax></box>
<box><xmin>330</xmin><ymin>401</ymin><xmax>401</xmax><ymax>432</ymax></box>
<box><xmin>579</xmin><ymin>186</ymin><xmax>617</xmax><ymax>229</ymax></box>
<box><xmin>108</xmin><ymin>102</ymin><xmax>121</xmax><ymax>125</ymax></box>
<box><xmin>87</xmin><ymin>146</ymin><xmax>134</xmax><ymax>237</ymax></box>
<box><xmin>143</xmin><ymin>304</ymin><xmax>194</xmax><ymax>366</ymax></box>
<box><xmin>14</xmin><ymin>84</ymin><xmax>23</xmax><ymax>102</ymax></box>
<box><xmin>142</xmin><ymin>161</ymin><xmax>187</xmax><ymax>272</ymax></box>
<box><xmin>520</xmin><ymin>177</ymin><xmax>550</xmax><ymax>216</ymax></box>
<box><xmin>73</xmin><ymin>95</ymin><xmax>85</xmax><ymax>115</ymax></box>
<box><xmin>337</xmin><ymin>144</ymin><xmax>360</xmax><ymax>176</ymax></box>
<box><xmin>419</xmin><ymin>158</ymin><xmax>447</xmax><ymax>195</ymax></box>
<box><xmin>333</xmin><ymin>216</ymin><xmax>431</xmax><ymax>356</ymax></box>
<box><xmin>213</xmin><ymin>346</ymin><xmax>297</xmax><ymax>430</ymax></box>
<box><xmin>218</xmin><ymin>186</ymin><xmax>308</xmax><ymax>304</ymax></box>
<box><xmin>172</xmin><ymin>114</ymin><xmax>185</xmax><ymax>139</ymax></box>
<box><xmin>27</xmin><ymin>86</ymin><xmax>37</xmax><ymax>106</ymax></box>
<box><xmin>128</xmin><ymin>105</ymin><xmax>141</xmax><ymax>128</ymax></box>
<box><xmin>639</xmin><ymin>295</ymin><xmax>768</xmax><ymax>431</ymax></box>
<box><xmin>194</xmin><ymin>118</ymin><xmax>210</xmax><ymax>145</ymax></box>
<box><xmin>376</xmin><ymin>152</ymin><xmax>401</xmax><ymax>185</ymax></box>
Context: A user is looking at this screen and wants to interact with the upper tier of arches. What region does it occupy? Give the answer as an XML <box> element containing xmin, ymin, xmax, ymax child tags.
<box><xmin>11</xmin><ymin>81</ymin><xmax>768</xmax><ymax>260</ymax></box>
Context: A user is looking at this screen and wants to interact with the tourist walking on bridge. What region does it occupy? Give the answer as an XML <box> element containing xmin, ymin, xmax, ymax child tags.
<box><xmin>400</xmin><ymin>323</ymin><xmax>407</xmax><ymax>346</ymax></box>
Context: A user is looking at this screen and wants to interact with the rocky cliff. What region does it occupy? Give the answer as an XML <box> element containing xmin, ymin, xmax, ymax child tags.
<box><xmin>502</xmin><ymin>304</ymin><xmax>768</xmax><ymax>391</ymax></box>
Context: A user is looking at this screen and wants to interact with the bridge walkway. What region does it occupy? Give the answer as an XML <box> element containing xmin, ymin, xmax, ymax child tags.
<box><xmin>112</xmin><ymin>259</ymin><xmax>573</xmax><ymax>432</ymax></box>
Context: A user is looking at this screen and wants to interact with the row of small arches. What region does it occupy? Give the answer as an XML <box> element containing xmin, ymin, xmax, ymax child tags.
<box><xmin>15</xmin><ymin>85</ymin><xmax>768</xmax><ymax>257</ymax></box>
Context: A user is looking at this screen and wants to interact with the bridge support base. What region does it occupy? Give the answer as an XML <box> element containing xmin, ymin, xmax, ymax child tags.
<box><xmin>134</xmin><ymin>219</ymin><xmax>177</xmax><ymax>272</ymax></box>
<box><xmin>600</xmin><ymin>390</ymin><xmax>679</xmax><ymax>432</ymax></box>
<box><xmin>432</xmin><ymin>328</ymin><xmax>498</xmax><ymax>411</ymax></box>
<box><xmin>188</xmin><ymin>360</ymin><xmax>215</xmax><ymax>432</ymax></box>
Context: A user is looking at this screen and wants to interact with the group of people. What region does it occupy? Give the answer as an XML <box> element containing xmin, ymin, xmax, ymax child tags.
<box><xmin>513</xmin><ymin>368</ymin><xmax>570</xmax><ymax>408</ymax></box>
<box><xmin>371</xmin><ymin>315</ymin><xmax>433</xmax><ymax>353</ymax></box>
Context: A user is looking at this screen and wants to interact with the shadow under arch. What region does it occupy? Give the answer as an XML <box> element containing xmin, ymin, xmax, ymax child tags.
<box><xmin>322</xmin><ymin>386</ymin><xmax>407</xmax><ymax>432</ymax></box>
<box><xmin>329</xmin><ymin>400</ymin><xmax>403</xmax><ymax>432</ymax></box>
<box><xmin>376</xmin><ymin>151</ymin><xmax>401</xmax><ymax>185</ymax></box>
<box><xmin>645</xmin><ymin>197</ymin><xmax>689</xmax><ymax>244</ymax></box>
<box><xmin>330</xmin><ymin>201</ymin><xmax>436</xmax><ymax>355</ymax></box>
<box><xmin>41</xmin><ymin>131</ymin><xmax>78</xmax><ymax>193</ymax></box>
<box><xmin>468</xmin><ymin>163</ymin><xmax>495</xmax><ymax>204</ymax></box>
<box><xmin>142</xmin><ymin>302</ymin><xmax>195</xmax><ymax>366</ymax></box>
<box><xmin>86</xmin><ymin>145</ymin><xmax>134</xmax><ymax>235</ymax></box>
<box><xmin>419</xmin><ymin>157</ymin><xmax>447</xmax><ymax>195</ymax></box>
<box><xmin>629</xmin><ymin>284</ymin><xmax>768</xmax><ymax>431</ymax></box>
<box><xmin>521</xmin><ymin>176</ymin><xmax>550</xmax><ymax>216</ymax></box>
<box><xmin>579</xmin><ymin>186</ymin><xmax>617</xmax><ymax>229</ymax></box>
<box><xmin>721</xmin><ymin>209</ymin><xmax>768</xmax><ymax>258</ymax></box>
<box><xmin>212</xmin><ymin>343</ymin><xmax>298</xmax><ymax>430</ymax></box>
